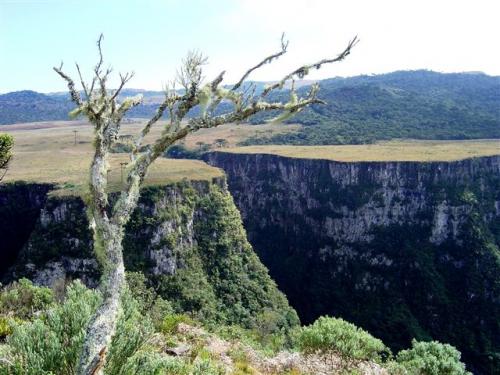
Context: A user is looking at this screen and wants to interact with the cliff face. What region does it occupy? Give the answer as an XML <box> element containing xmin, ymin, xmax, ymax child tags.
<box><xmin>0</xmin><ymin>182</ymin><xmax>53</xmax><ymax>275</ymax></box>
<box><xmin>1</xmin><ymin>178</ymin><xmax>298</xmax><ymax>330</ymax></box>
<box><xmin>205</xmin><ymin>152</ymin><xmax>500</xmax><ymax>374</ymax></box>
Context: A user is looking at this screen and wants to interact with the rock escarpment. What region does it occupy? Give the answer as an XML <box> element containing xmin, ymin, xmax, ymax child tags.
<box><xmin>205</xmin><ymin>152</ymin><xmax>500</xmax><ymax>374</ymax></box>
<box><xmin>0</xmin><ymin>182</ymin><xmax>53</xmax><ymax>275</ymax></box>
<box><xmin>1</xmin><ymin>178</ymin><xmax>298</xmax><ymax>330</ymax></box>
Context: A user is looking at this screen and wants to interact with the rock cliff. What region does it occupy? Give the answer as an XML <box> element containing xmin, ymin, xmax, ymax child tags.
<box><xmin>0</xmin><ymin>178</ymin><xmax>298</xmax><ymax>330</ymax></box>
<box><xmin>205</xmin><ymin>152</ymin><xmax>500</xmax><ymax>374</ymax></box>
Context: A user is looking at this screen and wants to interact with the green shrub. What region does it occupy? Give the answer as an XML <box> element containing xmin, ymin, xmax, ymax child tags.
<box><xmin>191</xmin><ymin>358</ymin><xmax>224</xmax><ymax>375</ymax></box>
<box><xmin>0</xmin><ymin>280</ymin><xmax>100</xmax><ymax>375</ymax></box>
<box><xmin>0</xmin><ymin>316</ymin><xmax>13</xmax><ymax>340</ymax></box>
<box><xmin>104</xmin><ymin>287</ymin><xmax>155</xmax><ymax>375</ymax></box>
<box><xmin>391</xmin><ymin>339</ymin><xmax>471</xmax><ymax>375</ymax></box>
<box><xmin>0</xmin><ymin>280</ymin><xmax>179</xmax><ymax>375</ymax></box>
<box><xmin>0</xmin><ymin>316</ymin><xmax>24</xmax><ymax>340</ymax></box>
<box><xmin>118</xmin><ymin>351</ymin><xmax>190</xmax><ymax>374</ymax></box>
<box><xmin>161</xmin><ymin>313</ymin><xmax>196</xmax><ymax>335</ymax></box>
<box><xmin>0</xmin><ymin>278</ymin><xmax>54</xmax><ymax>319</ymax></box>
<box><xmin>126</xmin><ymin>272</ymin><xmax>173</xmax><ymax>329</ymax></box>
<box><xmin>0</xmin><ymin>133</ymin><xmax>13</xmax><ymax>173</ymax></box>
<box><xmin>296</xmin><ymin>316</ymin><xmax>389</xmax><ymax>368</ymax></box>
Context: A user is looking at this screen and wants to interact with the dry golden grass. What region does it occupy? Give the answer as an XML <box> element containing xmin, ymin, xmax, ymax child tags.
<box><xmin>181</xmin><ymin>122</ymin><xmax>300</xmax><ymax>148</ymax></box>
<box><xmin>219</xmin><ymin>140</ymin><xmax>500</xmax><ymax>162</ymax></box>
<box><xmin>3</xmin><ymin>120</ymin><xmax>499</xmax><ymax>195</ymax></box>
<box><xmin>2</xmin><ymin>120</ymin><xmax>223</xmax><ymax>195</ymax></box>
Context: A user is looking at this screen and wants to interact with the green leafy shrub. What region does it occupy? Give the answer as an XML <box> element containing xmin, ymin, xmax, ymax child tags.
<box><xmin>118</xmin><ymin>351</ymin><xmax>190</xmax><ymax>374</ymax></box>
<box><xmin>390</xmin><ymin>339</ymin><xmax>471</xmax><ymax>375</ymax></box>
<box><xmin>0</xmin><ymin>278</ymin><xmax>54</xmax><ymax>319</ymax></box>
<box><xmin>296</xmin><ymin>316</ymin><xmax>389</xmax><ymax>368</ymax></box>
<box><xmin>161</xmin><ymin>313</ymin><xmax>196</xmax><ymax>335</ymax></box>
<box><xmin>0</xmin><ymin>280</ymin><xmax>100</xmax><ymax>374</ymax></box>
<box><xmin>0</xmin><ymin>316</ymin><xmax>13</xmax><ymax>339</ymax></box>
<box><xmin>0</xmin><ymin>280</ymin><xmax>180</xmax><ymax>375</ymax></box>
<box><xmin>191</xmin><ymin>358</ymin><xmax>224</xmax><ymax>375</ymax></box>
<box><xmin>126</xmin><ymin>272</ymin><xmax>173</xmax><ymax>328</ymax></box>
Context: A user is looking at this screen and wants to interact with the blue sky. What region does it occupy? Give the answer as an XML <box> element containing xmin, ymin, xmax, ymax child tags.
<box><xmin>1</xmin><ymin>0</ymin><xmax>499</xmax><ymax>93</ymax></box>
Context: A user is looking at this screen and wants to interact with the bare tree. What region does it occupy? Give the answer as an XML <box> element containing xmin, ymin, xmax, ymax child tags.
<box><xmin>214</xmin><ymin>138</ymin><xmax>228</xmax><ymax>148</ymax></box>
<box><xmin>54</xmin><ymin>33</ymin><xmax>357</xmax><ymax>375</ymax></box>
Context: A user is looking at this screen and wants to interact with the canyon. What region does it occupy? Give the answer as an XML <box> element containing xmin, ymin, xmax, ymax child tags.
<box><xmin>205</xmin><ymin>152</ymin><xmax>500</xmax><ymax>374</ymax></box>
<box><xmin>1</xmin><ymin>151</ymin><xmax>499</xmax><ymax>373</ymax></box>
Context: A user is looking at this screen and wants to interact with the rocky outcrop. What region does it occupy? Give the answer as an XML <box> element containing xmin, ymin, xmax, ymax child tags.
<box><xmin>205</xmin><ymin>153</ymin><xmax>500</xmax><ymax>245</ymax></box>
<box><xmin>205</xmin><ymin>152</ymin><xmax>500</xmax><ymax>374</ymax></box>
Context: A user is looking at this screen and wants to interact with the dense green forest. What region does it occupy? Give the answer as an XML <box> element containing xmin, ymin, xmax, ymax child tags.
<box><xmin>243</xmin><ymin>70</ymin><xmax>500</xmax><ymax>144</ymax></box>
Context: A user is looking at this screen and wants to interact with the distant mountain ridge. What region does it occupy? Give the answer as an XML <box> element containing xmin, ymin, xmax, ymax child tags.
<box><xmin>244</xmin><ymin>70</ymin><xmax>500</xmax><ymax>144</ymax></box>
<box><xmin>1</xmin><ymin>71</ymin><xmax>499</xmax><ymax>144</ymax></box>
<box><xmin>0</xmin><ymin>90</ymin><xmax>73</xmax><ymax>125</ymax></box>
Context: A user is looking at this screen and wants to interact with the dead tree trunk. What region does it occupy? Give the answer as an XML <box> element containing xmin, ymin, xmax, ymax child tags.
<box><xmin>77</xmin><ymin>219</ymin><xmax>124</xmax><ymax>374</ymax></box>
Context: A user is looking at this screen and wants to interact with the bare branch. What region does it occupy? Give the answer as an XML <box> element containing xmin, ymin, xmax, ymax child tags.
<box><xmin>176</xmin><ymin>50</ymin><xmax>207</xmax><ymax>91</ymax></box>
<box><xmin>240</xmin><ymin>82</ymin><xmax>257</xmax><ymax>108</ymax></box>
<box><xmin>206</xmin><ymin>71</ymin><xmax>230</xmax><ymax>115</ymax></box>
<box><xmin>132</xmin><ymin>97</ymin><xmax>172</xmax><ymax>156</ymax></box>
<box><xmin>75</xmin><ymin>63</ymin><xmax>90</xmax><ymax>99</ymax></box>
<box><xmin>98</xmin><ymin>67</ymin><xmax>113</xmax><ymax>97</ymax></box>
<box><xmin>261</xmin><ymin>36</ymin><xmax>359</xmax><ymax>97</ymax></box>
<box><xmin>95</xmin><ymin>34</ymin><xmax>104</xmax><ymax>76</ymax></box>
<box><xmin>53</xmin><ymin>63</ymin><xmax>83</xmax><ymax>106</ymax></box>
<box><xmin>114</xmin><ymin>94</ymin><xmax>142</xmax><ymax>121</ymax></box>
<box><xmin>111</xmin><ymin>71</ymin><xmax>135</xmax><ymax>101</ymax></box>
<box><xmin>0</xmin><ymin>165</ymin><xmax>9</xmax><ymax>181</ymax></box>
<box><xmin>211</xmin><ymin>70</ymin><xmax>226</xmax><ymax>91</ymax></box>
<box><xmin>147</xmin><ymin>94</ymin><xmax>322</xmax><ymax>164</ymax></box>
<box><xmin>232</xmin><ymin>32</ymin><xmax>289</xmax><ymax>92</ymax></box>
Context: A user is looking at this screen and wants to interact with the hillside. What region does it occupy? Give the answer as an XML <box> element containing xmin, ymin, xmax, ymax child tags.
<box><xmin>244</xmin><ymin>70</ymin><xmax>500</xmax><ymax>144</ymax></box>
<box><xmin>0</xmin><ymin>90</ymin><xmax>73</xmax><ymax>125</ymax></box>
<box><xmin>2</xmin><ymin>71</ymin><xmax>499</xmax><ymax>146</ymax></box>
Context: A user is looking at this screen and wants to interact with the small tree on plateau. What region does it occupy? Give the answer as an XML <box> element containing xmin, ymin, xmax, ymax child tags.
<box><xmin>54</xmin><ymin>33</ymin><xmax>357</xmax><ymax>374</ymax></box>
<box><xmin>214</xmin><ymin>138</ymin><xmax>228</xmax><ymax>148</ymax></box>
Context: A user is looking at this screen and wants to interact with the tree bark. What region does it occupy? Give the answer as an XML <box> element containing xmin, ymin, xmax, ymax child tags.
<box><xmin>77</xmin><ymin>219</ymin><xmax>125</xmax><ymax>375</ymax></box>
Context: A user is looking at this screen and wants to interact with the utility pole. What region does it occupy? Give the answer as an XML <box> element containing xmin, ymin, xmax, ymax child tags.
<box><xmin>73</xmin><ymin>130</ymin><xmax>78</xmax><ymax>145</ymax></box>
<box><xmin>120</xmin><ymin>162</ymin><xmax>127</xmax><ymax>184</ymax></box>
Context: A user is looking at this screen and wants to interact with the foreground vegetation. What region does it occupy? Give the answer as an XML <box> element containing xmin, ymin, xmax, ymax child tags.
<box><xmin>0</xmin><ymin>278</ymin><xmax>470</xmax><ymax>374</ymax></box>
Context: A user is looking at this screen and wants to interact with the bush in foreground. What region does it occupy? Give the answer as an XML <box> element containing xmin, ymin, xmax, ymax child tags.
<box><xmin>296</xmin><ymin>316</ymin><xmax>390</xmax><ymax>370</ymax></box>
<box><xmin>0</xmin><ymin>280</ymin><xmax>223</xmax><ymax>375</ymax></box>
<box><xmin>0</xmin><ymin>280</ymin><xmax>99</xmax><ymax>374</ymax></box>
<box><xmin>0</xmin><ymin>278</ymin><xmax>54</xmax><ymax>319</ymax></box>
<box><xmin>388</xmin><ymin>339</ymin><xmax>471</xmax><ymax>375</ymax></box>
